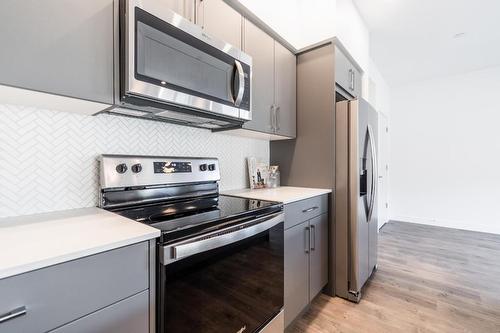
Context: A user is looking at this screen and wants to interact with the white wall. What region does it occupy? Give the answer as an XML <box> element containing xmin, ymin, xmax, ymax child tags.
<box><xmin>0</xmin><ymin>104</ymin><xmax>269</xmax><ymax>218</ymax></box>
<box><xmin>366</xmin><ymin>59</ymin><xmax>391</xmax><ymax>117</ymax></box>
<box><xmin>390</xmin><ymin>66</ymin><xmax>500</xmax><ymax>234</ymax></box>
<box><xmin>335</xmin><ymin>0</ymin><xmax>370</xmax><ymax>71</ymax></box>
<box><xmin>236</xmin><ymin>0</ymin><xmax>336</xmax><ymax>50</ymax></box>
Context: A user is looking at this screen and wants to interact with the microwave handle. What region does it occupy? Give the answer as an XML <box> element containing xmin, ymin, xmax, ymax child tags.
<box><xmin>233</xmin><ymin>60</ymin><xmax>245</xmax><ymax>106</ymax></box>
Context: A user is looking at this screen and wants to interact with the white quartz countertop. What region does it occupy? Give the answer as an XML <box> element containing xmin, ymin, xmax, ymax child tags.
<box><xmin>0</xmin><ymin>207</ymin><xmax>160</xmax><ymax>280</ymax></box>
<box><xmin>223</xmin><ymin>186</ymin><xmax>332</xmax><ymax>204</ymax></box>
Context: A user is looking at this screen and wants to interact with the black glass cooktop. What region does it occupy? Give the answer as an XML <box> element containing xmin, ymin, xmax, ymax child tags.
<box><xmin>110</xmin><ymin>195</ymin><xmax>282</xmax><ymax>244</ymax></box>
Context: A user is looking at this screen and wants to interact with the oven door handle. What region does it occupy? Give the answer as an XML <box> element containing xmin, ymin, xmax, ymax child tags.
<box><xmin>160</xmin><ymin>212</ymin><xmax>284</xmax><ymax>265</ymax></box>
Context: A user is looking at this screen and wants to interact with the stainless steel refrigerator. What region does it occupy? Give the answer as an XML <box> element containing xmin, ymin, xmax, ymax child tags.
<box><xmin>335</xmin><ymin>97</ymin><xmax>378</xmax><ymax>303</ymax></box>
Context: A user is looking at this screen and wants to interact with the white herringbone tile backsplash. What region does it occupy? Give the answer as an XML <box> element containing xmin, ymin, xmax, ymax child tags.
<box><xmin>0</xmin><ymin>104</ymin><xmax>269</xmax><ymax>218</ymax></box>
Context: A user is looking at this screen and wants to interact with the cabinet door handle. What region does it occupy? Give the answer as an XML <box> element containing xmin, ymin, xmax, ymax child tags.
<box><xmin>196</xmin><ymin>0</ymin><xmax>204</xmax><ymax>28</ymax></box>
<box><xmin>302</xmin><ymin>206</ymin><xmax>319</xmax><ymax>213</ymax></box>
<box><xmin>305</xmin><ymin>226</ymin><xmax>310</xmax><ymax>253</ymax></box>
<box><xmin>349</xmin><ymin>68</ymin><xmax>353</xmax><ymax>90</ymax></box>
<box><xmin>276</xmin><ymin>106</ymin><xmax>281</xmax><ymax>131</ymax></box>
<box><xmin>270</xmin><ymin>105</ymin><xmax>275</xmax><ymax>131</ymax></box>
<box><xmin>352</xmin><ymin>70</ymin><xmax>356</xmax><ymax>91</ymax></box>
<box><xmin>0</xmin><ymin>306</ymin><xmax>27</xmax><ymax>324</ymax></box>
<box><xmin>311</xmin><ymin>225</ymin><xmax>316</xmax><ymax>251</ymax></box>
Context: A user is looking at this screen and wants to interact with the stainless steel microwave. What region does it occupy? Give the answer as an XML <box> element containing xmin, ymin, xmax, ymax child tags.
<box><xmin>114</xmin><ymin>0</ymin><xmax>252</xmax><ymax>129</ymax></box>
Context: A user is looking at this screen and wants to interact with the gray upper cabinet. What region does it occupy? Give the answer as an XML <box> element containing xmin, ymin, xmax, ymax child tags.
<box><xmin>309</xmin><ymin>214</ymin><xmax>329</xmax><ymax>299</ymax></box>
<box><xmin>335</xmin><ymin>45</ymin><xmax>362</xmax><ymax>98</ymax></box>
<box><xmin>241</xmin><ymin>20</ymin><xmax>296</xmax><ymax>138</ymax></box>
<box><xmin>284</xmin><ymin>221</ymin><xmax>310</xmax><ymax>328</ymax></box>
<box><xmin>164</xmin><ymin>0</ymin><xmax>194</xmax><ymax>21</ymax></box>
<box><xmin>196</xmin><ymin>0</ymin><xmax>242</xmax><ymax>48</ymax></box>
<box><xmin>0</xmin><ymin>0</ymin><xmax>114</xmax><ymax>105</ymax></box>
<box><xmin>274</xmin><ymin>42</ymin><xmax>297</xmax><ymax>138</ymax></box>
<box><xmin>242</xmin><ymin>19</ymin><xmax>275</xmax><ymax>134</ymax></box>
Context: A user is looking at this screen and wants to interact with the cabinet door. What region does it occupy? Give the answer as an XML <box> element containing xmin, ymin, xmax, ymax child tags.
<box><xmin>196</xmin><ymin>0</ymin><xmax>242</xmax><ymax>48</ymax></box>
<box><xmin>309</xmin><ymin>214</ymin><xmax>328</xmax><ymax>300</ymax></box>
<box><xmin>50</xmin><ymin>291</ymin><xmax>149</xmax><ymax>333</ymax></box>
<box><xmin>352</xmin><ymin>66</ymin><xmax>362</xmax><ymax>98</ymax></box>
<box><xmin>0</xmin><ymin>242</ymin><xmax>148</xmax><ymax>333</ymax></box>
<box><xmin>242</xmin><ymin>19</ymin><xmax>275</xmax><ymax>134</ymax></box>
<box><xmin>335</xmin><ymin>46</ymin><xmax>363</xmax><ymax>98</ymax></box>
<box><xmin>0</xmin><ymin>0</ymin><xmax>114</xmax><ymax>104</ymax></box>
<box><xmin>274</xmin><ymin>42</ymin><xmax>296</xmax><ymax>138</ymax></box>
<box><xmin>284</xmin><ymin>221</ymin><xmax>310</xmax><ymax>327</ymax></box>
<box><xmin>164</xmin><ymin>0</ymin><xmax>194</xmax><ymax>21</ymax></box>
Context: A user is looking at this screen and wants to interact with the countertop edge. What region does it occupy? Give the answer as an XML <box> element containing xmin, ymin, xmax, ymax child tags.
<box><xmin>222</xmin><ymin>187</ymin><xmax>333</xmax><ymax>204</ymax></box>
<box><xmin>0</xmin><ymin>231</ymin><xmax>159</xmax><ymax>280</ymax></box>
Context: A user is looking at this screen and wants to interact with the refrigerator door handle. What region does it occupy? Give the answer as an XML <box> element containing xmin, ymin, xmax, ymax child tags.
<box><xmin>367</xmin><ymin>124</ymin><xmax>378</xmax><ymax>223</ymax></box>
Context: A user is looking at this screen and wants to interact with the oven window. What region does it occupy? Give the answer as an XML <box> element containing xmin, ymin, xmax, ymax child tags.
<box><xmin>135</xmin><ymin>8</ymin><xmax>238</xmax><ymax>107</ymax></box>
<box><xmin>159</xmin><ymin>223</ymin><xmax>284</xmax><ymax>333</ymax></box>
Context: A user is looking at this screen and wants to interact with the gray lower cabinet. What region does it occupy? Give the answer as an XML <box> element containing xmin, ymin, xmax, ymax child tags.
<box><xmin>284</xmin><ymin>195</ymin><xmax>329</xmax><ymax>328</ymax></box>
<box><xmin>0</xmin><ymin>0</ymin><xmax>114</xmax><ymax>105</ymax></box>
<box><xmin>284</xmin><ymin>221</ymin><xmax>310</xmax><ymax>327</ymax></box>
<box><xmin>309</xmin><ymin>214</ymin><xmax>329</xmax><ymax>299</ymax></box>
<box><xmin>0</xmin><ymin>242</ymin><xmax>151</xmax><ymax>333</ymax></box>
<box><xmin>50</xmin><ymin>291</ymin><xmax>149</xmax><ymax>333</ymax></box>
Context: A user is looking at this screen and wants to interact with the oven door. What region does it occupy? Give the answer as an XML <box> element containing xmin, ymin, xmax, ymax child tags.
<box><xmin>158</xmin><ymin>213</ymin><xmax>284</xmax><ymax>333</ymax></box>
<box><xmin>122</xmin><ymin>0</ymin><xmax>252</xmax><ymax>120</ymax></box>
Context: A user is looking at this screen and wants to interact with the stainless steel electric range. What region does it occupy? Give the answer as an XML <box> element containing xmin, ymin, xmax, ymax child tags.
<box><xmin>98</xmin><ymin>155</ymin><xmax>284</xmax><ymax>333</ymax></box>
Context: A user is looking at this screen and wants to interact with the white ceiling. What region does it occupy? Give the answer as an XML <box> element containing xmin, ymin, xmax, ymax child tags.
<box><xmin>353</xmin><ymin>0</ymin><xmax>500</xmax><ymax>86</ymax></box>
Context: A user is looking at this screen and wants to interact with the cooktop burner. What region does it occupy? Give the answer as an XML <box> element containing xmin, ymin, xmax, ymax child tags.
<box><xmin>109</xmin><ymin>195</ymin><xmax>282</xmax><ymax>243</ymax></box>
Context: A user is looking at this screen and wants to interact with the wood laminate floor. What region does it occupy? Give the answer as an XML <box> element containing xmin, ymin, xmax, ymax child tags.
<box><xmin>288</xmin><ymin>221</ymin><xmax>500</xmax><ymax>333</ymax></box>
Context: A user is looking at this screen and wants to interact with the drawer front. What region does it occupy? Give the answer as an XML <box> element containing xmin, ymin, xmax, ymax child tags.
<box><xmin>50</xmin><ymin>290</ymin><xmax>149</xmax><ymax>333</ymax></box>
<box><xmin>284</xmin><ymin>194</ymin><xmax>328</xmax><ymax>230</ymax></box>
<box><xmin>0</xmin><ymin>242</ymin><xmax>149</xmax><ymax>333</ymax></box>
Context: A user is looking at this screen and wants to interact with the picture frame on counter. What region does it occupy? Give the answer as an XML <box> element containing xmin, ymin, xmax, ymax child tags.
<box><xmin>247</xmin><ymin>157</ymin><xmax>269</xmax><ymax>189</ymax></box>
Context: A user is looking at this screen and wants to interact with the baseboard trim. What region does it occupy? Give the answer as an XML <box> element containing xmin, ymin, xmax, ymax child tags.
<box><xmin>390</xmin><ymin>215</ymin><xmax>500</xmax><ymax>235</ymax></box>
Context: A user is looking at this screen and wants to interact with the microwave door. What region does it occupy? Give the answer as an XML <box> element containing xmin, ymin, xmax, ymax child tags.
<box><xmin>123</xmin><ymin>1</ymin><xmax>251</xmax><ymax>121</ymax></box>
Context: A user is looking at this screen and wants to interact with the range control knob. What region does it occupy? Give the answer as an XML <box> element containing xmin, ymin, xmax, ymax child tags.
<box><xmin>208</xmin><ymin>164</ymin><xmax>216</xmax><ymax>171</ymax></box>
<box><xmin>131</xmin><ymin>163</ymin><xmax>142</xmax><ymax>173</ymax></box>
<box><xmin>116</xmin><ymin>163</ymin><xmax>128</xmax><ymax>174</ymax></box>
<box><xmin>199</xmin><ymin>164</ymin><xmax>208</xmax><ymax>171</ymax></box>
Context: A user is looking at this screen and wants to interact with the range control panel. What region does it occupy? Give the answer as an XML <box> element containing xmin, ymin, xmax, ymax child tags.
<box><xmin>153</xmin><ymin>161</ymin><xmax>192</xmax><ymax>174</ymax></box>
<box><xmin>99</xmin><ymin>155</ymin><xmax>220</xmax><ymax>189</ymax></box>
